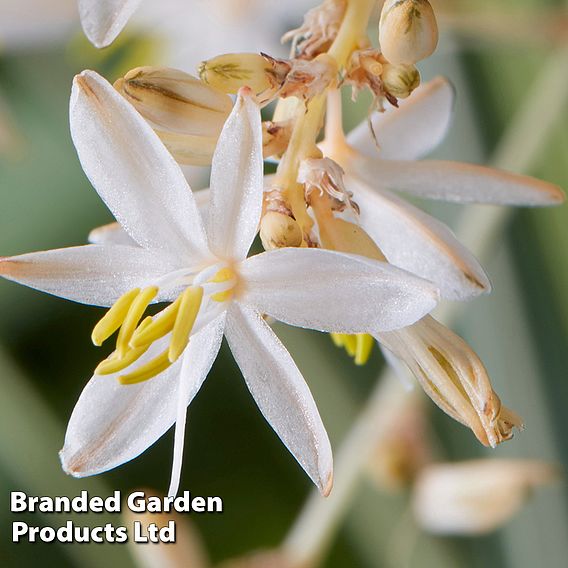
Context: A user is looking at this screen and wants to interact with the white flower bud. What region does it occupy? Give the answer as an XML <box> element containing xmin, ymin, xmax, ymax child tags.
<box><xmin>413</xmin><ymin>460</ymin><xmax>559</xmax><ymax>535</ymax></box>
<box><xmin>379</xmin><ymin>0</ymin><xmax>439</xmax><ymax>65</ymax></box>
<box><xmin>115</xmin><ymin>66</ymin><xmax>232</xmax><ymax>138</ymax></box>
<box><xmin>260</xmin><ymin>211</ymin><xmax>303</xmax><ymax>250</ymax></box>
<box><xmin>381</xmin><ymin>62</ymin><xmax>420</xmax><ymax>99</ymax></box>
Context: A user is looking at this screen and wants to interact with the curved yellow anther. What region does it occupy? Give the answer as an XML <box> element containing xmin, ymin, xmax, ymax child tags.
<box><xmin>355</xmin><ymin>334</ymin><xmax>374</xmax><ymax>366</ymax></box>
<box><xmin>330</xmin><ymin>332</ymin><xmax>345</xmax><ymax>348</ymax></box>
<box><xmin>94</xmin><ymin>317</ymin><xmax>153</xmax><ymax>375</ymax></box>
<box><xmin>343</xmin><ymin>334</ymin><xmax>357</xmax><ymax>357</ymax></box>
<box><xmin>209</xmin><ymin>267</ymin><xmax>234</xmax><ymax>283</ymax></box>
<box><xmin>211</xmin><ymin>289</ymin><xmax>234</xmax><ymax>302</ymax></box>
<box><xmin>169</xmin><ymin>286</ymin><xmax>204</xmax><ymax>362</ymax></box>
<box><xmin>95</xmin><ymin>345</ymin><xmax>150</xmax><ymax>376</ymax></box>
<box><xmin>130</xmin><ymin>296</ymin><xmax>182</xmax><ymax>349</ymax></box>
<box><xmin>91</xmin><ymin>288</ymin><xmax>141</xmax><ymax>346</ymax></box>
<box><xmin>116</xmin><ymin>286</ymin><xmax>158</xmax><ymax>356</ymax></box>
<box><xmin>209</xmin><ymin>267</ymin><xmax>236</xmax><ymax>303</ymax></box>
<box><xmin>118</xmin><ymin>349</ymin><xmax>173</xmax><ymax>385</ymax></box>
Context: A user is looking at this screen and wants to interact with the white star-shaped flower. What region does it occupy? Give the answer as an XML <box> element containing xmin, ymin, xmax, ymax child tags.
<box><xmin>0</xmin><ymin>70</ymin><xmax>440</xmax><ymax>496</ymax></box>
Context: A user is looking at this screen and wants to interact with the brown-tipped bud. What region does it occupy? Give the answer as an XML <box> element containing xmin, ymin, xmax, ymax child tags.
<box><xmin>413</xmin><ymin>460</ymin><xmax>560</xmax><ymax>535</ymax></box>
<box><xmin>115</xmin><ymin>66</ymin><xmax>232</xmax><ymax>138</ymax></box>
<box><xmin>260</xmin><ymin>212</ymin><xmax>303</xmax><ymax>250</ymax></box>
<box><xmin>198</xmin><ymin>53</ymin><xmax>290</xmax><ymax>96</ymax></box>
<box><xmin>379</xmin><ymin>0</ymin><xmax>439</xmax><ymax>65</ymax></box>
<box><xmin>378</xmin><ymin>316</ymin><xmax>523</xmax><ymax>448</ymax></box>
<box><xmin>381</xmin><ymin>62</ymin><xmax>420</xmax><ymax>99</ymax></box>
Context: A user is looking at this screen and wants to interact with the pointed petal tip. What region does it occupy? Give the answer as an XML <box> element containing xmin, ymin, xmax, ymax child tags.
<box><xmin>0</xmin><ymin>256</ymin><xmax>20</xmax><ymax>278</ymax></box>
<box><xmin>59</xmin><ymin>448</ymin><xmax>88</xmax><ymax>478</ymax></box>
<box><xmin>548</xmin><ymin>183</ymin><xmax>566</xmax><ymax>205</ymax></box>
<box><xmin>320</xmin><ymin>469</ymin><xmax>334</xmax><ymax>497</ymax></box>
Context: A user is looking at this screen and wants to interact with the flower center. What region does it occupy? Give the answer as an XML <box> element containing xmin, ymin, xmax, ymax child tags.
<box><xmin>90</xmin><ymin>264</ymin><xmax>237</xmax><ymax>385</ymax></box>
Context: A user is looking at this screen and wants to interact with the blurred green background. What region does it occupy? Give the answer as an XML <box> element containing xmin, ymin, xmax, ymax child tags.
<box><xmin>1</xmin><ymin>0</ymin><xmax>567</xmax><ymax>566</ymax></box>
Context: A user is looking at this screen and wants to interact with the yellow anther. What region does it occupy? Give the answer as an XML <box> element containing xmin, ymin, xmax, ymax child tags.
<box><xmin>211</xmin><ymin>289</ymin><xmax>234</xmax><ymax>302</ymax></box>
<box><xmin>355</xmin><ymin>334</ymin><xmax>374</xmax><ymax>366</ymax></box>
<box><xmin>330</xmin><ymin>333</ymin><xmax>345</xmax><ymax>348</ymax></box>
<box><xmin>116</xmin><ymin>286</ymin><xmax>159</xmax><ymax>356</ymax></box>
<box><xmin>118</xmin><ymin>349</ymin><xmax>173</xmax><ymax>385</ymax></box>
<box><xmin>343</xmin><ymin>334</ymin><xmax>357</xmax><ymax>357</ymax></box>
<box><xmin>129</xmin><ymin>296</ymin><xmax>182</xmax><ymax>349</ymax></box>
<box><xmin>95</xmin><ymin>345</ymin><xmax>150</xmax><ymax>376</ymax></box>
<box><xmin>91</xmin><ymin>288</ymin><xmax>141</xmax><ymax>346</ymax></box>
<box><xmin>94</xmin><ymin>317</ymin><xmax>153</xmax><ymax>375</ymax></box>
<box><xmin>169</xmin><ymin>286</ymin><xmax>204</xmax><ymax>363</ymax></box>
<box><xmin>209</xmin><ymin>267</ymin><xmax>235</xmax><ymax>283</ymax></box>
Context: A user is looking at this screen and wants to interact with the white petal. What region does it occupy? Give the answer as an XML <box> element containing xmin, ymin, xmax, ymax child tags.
<box><xmin>350</xmin><ymin>157</ymin><xmax>565</xmax><ymax>206</ymax></box>
<box><xmin>0</xmin><ymin>245</ymin><xmax>180</xmax><ymax>307</ymax></box>
<box><xmin>78</xmin><ymin>0</ymin><xmax>143</xmax><ymax>48</ymax></box>
<box><xmin>70</xmin><ymin>70</ymin><xmax>209</xmax><ymax>260</ymax></box>
<box><xmin>225</xmin><ymin>303</ymin><xmax>333</xmax><ymax>495</ymax></box>
<box><xmin>88</xmin><ymin>222</ymin><xmax>138</xmax><ymax>246</ymax></box>
<box><xmin>347</xmin><ymin>77</ymin><xmax>454</xmax><ymax>160</ymax></box>
<box><xmin>239</xmin><ymin>248</ymin><xmax>439</xmax><ymax>333</ymax></box>
<box><xmin>88</xmin><ymin>190</ymin><xmax>211</xmax><ymax>247</ymax></box>
<box><xmin>60</xmin><ymin>315</ymin><xmax>226</xmax><ymax>477</ymax></box>
<box><xmin>207</xmin><ymin>89</ymin><xmax>263</xmax><ymax>261</ymax></box>
<box><xmin>350</xmin><ymin>176</ymin><xmax>490</xmax><ymax>300</ymax></box>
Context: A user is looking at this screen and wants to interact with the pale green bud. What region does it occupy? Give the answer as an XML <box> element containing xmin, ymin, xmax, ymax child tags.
<box><xmin>381</xmin><ymin>62</ymin><xmax>420</xmax><ymax>99</ymax></box>
<box><xmin>198</xmin><ymin>53</ymin><xmax>289</xmax><ymax>95</ymax></box>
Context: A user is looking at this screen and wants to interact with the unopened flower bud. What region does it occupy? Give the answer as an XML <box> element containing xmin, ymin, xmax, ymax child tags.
<box><xmin>413</xmin><ymin>460</ymin><xmax>559</xmax><ymax>535</ymax></box>
<box><xmin>378</xmin><ymin>316</ymin><xmax>523</xmax><ymax>448</ymax></box>
<box><xmin>260</xmin><ymin>212</ymin><xmax>303</xmax><ymax>250</ymax></box>
<box><xmin>199</xmin><ymin>53</ymin><xmax>290</xmax><ymax>96</ymax></box>
<box><xmin>154</xmin><ymin>130</ymin><xmax>218</xmax><ymax>166</ymax></box>
<box><xmin>381</xmin><ymin>62</ymin><xmax>420</xmax><ymax>99</ymax></box>
<box><xmin>115</xmin><ymin>66</ymin><xmax>232</xmax><ymax>137</ymax></box>
<box><xmin>379</xmin><ymin>0</ymin><xmax>439</xmax><ymax>64</ymax></box>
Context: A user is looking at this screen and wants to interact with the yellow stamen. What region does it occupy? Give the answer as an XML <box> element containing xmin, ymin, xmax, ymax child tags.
<box><xmin>211</xmin><ymin>289</ymin><xmax>234</xmax><ymax>302</ymax></box>
<box><xmin>208</xmin><ymin>267</ymin><xmax>236</xmax><ymax>303</ymax></box>
<box><xmin>209</xmin><ymin>267</ymin><xmax>234</xmax><ymax>283</ymax></box>
<box><xmin>116</xmin><ymin>286</ymin><xmax>158</xmax><ymax>356</ymax></box>
<box><xmin>94</xmin><ymin>317</ymin><xmax>153</xmax><ymax>375</ymax></box>
<box><xmin>330</xmin><ymin>332</ymin><xmax>345</xmax><ymax>347</ymax></box>
<box><xmin>95</xmin><ymin>345</ymin><xmax>150</xmax><ymax>375</ymax></box>
<box><xmin>355</xmin><ymin>334</ymin><xmax>374</xmax><ymax>366</ymax></box>
<box><xmin>118</xmin><ymin>349</ymin><xmax>173</xmax><ymax>385</ymax></box>
<box><xmin>129</xmin><ymin>296</ymin><xmax>182</xmax><ymax>348</ymax></box>
<box><xmin>169</xmin><ymin>286</ymin><xmax>204</xmax><ymax>362</ymax></box>
<box><xmin>91</xmin><ymin>288</ymin><xmax>141</xmax><ymax>346</ymax></box>
<box><xmin>343</xmin><ymin>334</ymin><xmax>357</xmax><ymax>357</ymax></box>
